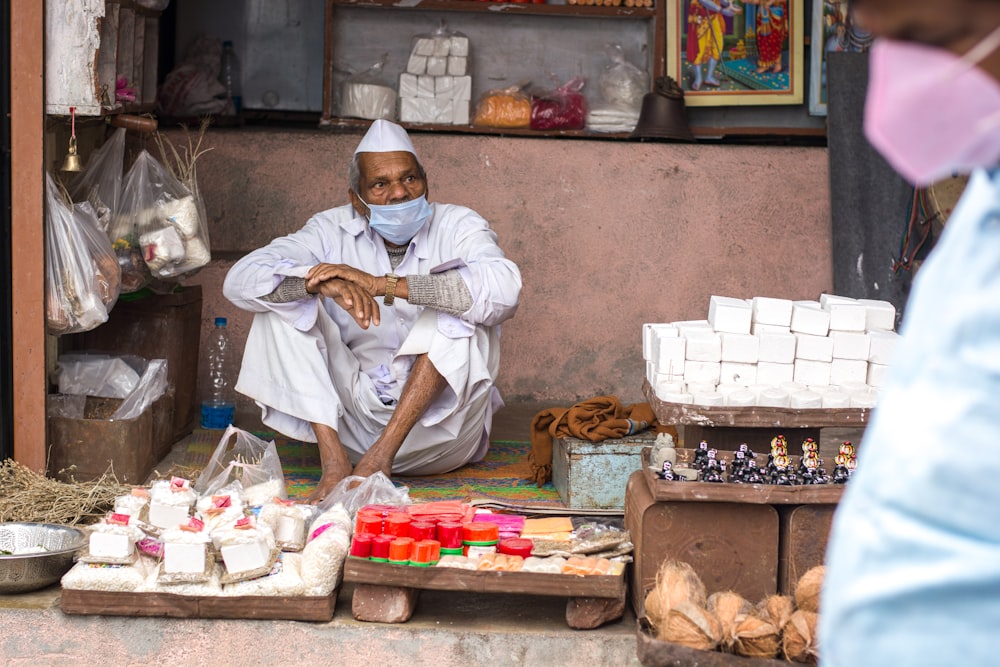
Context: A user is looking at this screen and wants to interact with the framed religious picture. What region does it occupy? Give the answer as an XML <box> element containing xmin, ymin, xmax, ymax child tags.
<box><xmin>808</xmin><ymin>0</ymin><xmax>875</xmax><ymax>115</ymax></box>
<box><xmin>667</xmin><ymin>0</ymin><xmax>804</xmax><ymax>106</ymax></box>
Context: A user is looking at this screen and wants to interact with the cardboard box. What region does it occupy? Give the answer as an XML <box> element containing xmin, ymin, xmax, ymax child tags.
<box><xmin>47</xmin><ymin>390</ymin><xmax>174</xmax><ymax>484</ymax></box>
<box><xmin>552</xmin><ymin>432</ymin><xmax>655</xmax><ymax>509</ymax></box>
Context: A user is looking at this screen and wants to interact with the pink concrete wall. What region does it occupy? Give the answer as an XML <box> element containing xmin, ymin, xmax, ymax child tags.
<box><xmin>171</xmin><ymin>128</ymin><xmax>831</xmax><ymax>410</ymax></box>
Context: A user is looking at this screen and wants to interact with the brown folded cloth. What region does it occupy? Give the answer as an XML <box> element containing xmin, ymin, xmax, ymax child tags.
<box><xmin>528</xmin><ymin>395</ymin><xmax>669</xmax><ymax>486</ymax></box>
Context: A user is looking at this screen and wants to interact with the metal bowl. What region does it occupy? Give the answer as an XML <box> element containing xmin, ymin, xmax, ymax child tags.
<box><xmin>0</xmin><ymin>522</ymin><xmax>87</xmax><ymax>594</ymax></box>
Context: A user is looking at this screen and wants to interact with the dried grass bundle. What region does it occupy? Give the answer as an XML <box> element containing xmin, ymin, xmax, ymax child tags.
<box><xmin>0</xmin><ymin>458</ymin><xmax>130</xmax><ymax>526</ymax></box>
<box><xmin>153</xmin><ymin>118</ymin><xmax>213</xmax><ymax>187</ymax></box>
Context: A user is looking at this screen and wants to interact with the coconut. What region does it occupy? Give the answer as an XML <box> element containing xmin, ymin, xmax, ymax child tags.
<box><xmin>782</xmin><ymin>609</ymin><xmax>820</xmax><ymax>664</ymax></box>
<box><xmin>706</xmin><ymin>590</ymin><xmax>752</xmax><ymax>651</ymax></box>
<box><xmin>658</xmin><ymin>601</ymin><xmax>723</xmax><ymax>652</ymax></box>
<box><xmin>794</xmin><ymin>565</ymin><xmax>825</xmax><ymax>613</ymax></box>
<box><xmin>644</xmin><ymin>560</ymin><xmax>708</xmax><ymax>630</ymax></box>
<box><xmin>733</xmin><ymin>614</ymin><xmax>782</xmax><ymax>659</ymax></box>
<box><xmin>756</xmin><ymin>593</ymin><xmax>795</xmax><ymax>630</ymax></box>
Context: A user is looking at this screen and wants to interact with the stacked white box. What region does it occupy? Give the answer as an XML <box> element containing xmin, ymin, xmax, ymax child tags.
<box><xmin>794</xmin><ymin>359</ymin><xmax>832</xmax><ymax>386</ymax></box>
<box><xmin>795</xmin><ymin>333</ymin><xmax>833</xmax><ymax>362</ymax></box>
<box><xmin>685</xmin><ymin>332</ymin><xmax>722</xmax><ymax>362</ymax></box>
<box><xmin>867</xmin><ymin>362</ymin><xmax>890</xmax><ymax>387</ymax></box>
<box><xmin>720</xmin><ymin>333</ymin><xmax>759</xmax><ymax>363</ymax></box>
<box><xmin>752</xmin><ymin>322</ymin><xmax>791</xmax><ymax>335</ymax></box>
<box><xmin>821</xmin><ymin>294</ymin><xmax>867</xmax><ymax>332</ymax></box>
<box><xmin>858</xmin><ymin>298</ymin><xmax>897</xmax><ymax>331</ymax></box>
<box><xmin>708</xmin><ymin>296</ymin><xmax>752</xmax><ymax>334</ymax></box>
<box><xmin>758</xmin><ymin>332</ymin><xmax>796</xmax><ymax>363</ymax></box>
<box><xmin>684</xmin><ymin>361</ymin><xmax>721</xmax><ymax>385</ymax></box>
<box><xmin>399</xmin><ymin>34</ymin><xmax>471</xmax><ymax>125</ymax></box>
<box><xmin>719</xmin><ymin>362</ymin><xmax>757</xmax><ymax>386</ymax></box>
<box><xmin>751</xmin><ymin>296</ymin><xmax>793</xmax><ymax>326</ymax></box>
<box><xmin>831</xmin><ymin>358</ymin><xmax>868</xmax><ymax>385</ymax></box>
<box><xmin>756</xmin><ymin>361</ymin><xmax>794</xmax><ymax>386</ymax></box>
<box><xmin>868</xmin><ymin>330</ymin><xmax>900</xmax><ymax>365</ymax></box>
<box><xmin>830</xmin><ymin>331</ymin><xmax>871</xmax><ymax>360</ymax></box>
<box><xmin>790</xmin><ymin>301</ymin><xmax>831</xmax><ymax>336</ymax></box>
<box><xmin>655</xmin><ymin>336</ymin><xmax>686</xmax><ymax>376</ymax></box>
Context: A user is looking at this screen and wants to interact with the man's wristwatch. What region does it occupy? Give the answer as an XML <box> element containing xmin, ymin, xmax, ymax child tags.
<box><xmin>384</xmin><ymin>273</ymin><xmax>399</xmax><ymax>306</ymax></box>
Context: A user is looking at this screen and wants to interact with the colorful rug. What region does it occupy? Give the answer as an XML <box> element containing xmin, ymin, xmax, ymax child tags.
<box><xmin>178</xmin><ymin>429</ymin><xmax>564</xmax><ymax>507</ymax></box>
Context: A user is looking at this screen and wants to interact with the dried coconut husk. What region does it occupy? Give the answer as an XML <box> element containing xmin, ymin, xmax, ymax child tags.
<box><xmin>733</xmin><ymin>614</ymin><xmax>782</xmax><ymax>659</ymax></box>
<box><xmin>756</xmin><ymin>593</ymin><xmax>795</xmax><ymax>630</ymax></box>
<box><xmin>782</xmin><ymin>609</ymin><xmax>820</xmax><ymax>664</ymax></box>
<box><xmin>644</xmin><ymin>560</ymin><xmax>708</xmax><ymax>631</ymax></box>
<box><xmin>706</xmin><ymin>590</ymin><xmax>753</xmax><ymax>652</ymax></box>
<box><xmin>794</xmin><ymin>565</ymin><xmax>825</xmax><ymax>613</ymax></box>
<box><xmin>658</xmin><ymin>601</ymin><xmax>723</xmax><ymax>652</ymax></box>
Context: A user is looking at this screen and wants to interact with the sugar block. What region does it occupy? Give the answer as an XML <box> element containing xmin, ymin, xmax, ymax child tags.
<box><xmin>858</xmin><ymin>298</ymin><xmax>897</xmax><ymax>331</ymax></box>
<box><xmin>758</xmin><ymin>332</ymin><xmax>796</xmax><ymax>364</ymax></box>
<box><xmin>692</xmin><ymin>390</ymin><xmax>724</xmax><ymax>406</ymax></box>
<box><xmin>868</xmin><ymin>330</ymin><xmax>900</xmax><ymax>365</ymax></box>
<box><xmin>708</xmin><ymin>296</ymin><xmax>752</xmax><ymax>334</ymax></box>
<box><xmin>683</xmin><ymin>360</ymin><xmax>721</xmax><ymax>385</ymax></box>
<box><xmin>450</xmin><ymin>35</ymin><xmax>469</xmax><ymax>57</ymax></box>
<box><xmin>645</xmin><ymin>360</ymin><xmax>655</xmax><ymax>385</ymax></box>
<box><xmin>406</xmin><ymin>54</ymin><xmax>427</xmax><ymax>75</ymax></box>
<box><xmin>434</xmin><ymin>75</ymin><xmax>454</xmax><ymax>98</ymax></box>
<box><xmin>643</xmin><ymin>323</ymin><xmax>677</xmax><ymax>360</ymax></box>
<box><xmin>727</xmin><ymin>389</ymin><xmax>756</xmax><ymax>406</ymax></box>
<box><xmin>400</xmin><ymin>97</ymin><xmax>453</xmax><ymax>124</ymax></box>
<box><xmin>794</xmin><ymin>359</ymin><xmax>832</xmax><ymax>386</ymax></box>
<box><xmin>148</xmin><ymin>502</ymin><xmax>189</xmax><ymax>530</ymax></box>
<box><xmin>447</xmin><ymin>55</ymin><xmax>467</xmax><ymax>76</ymax></box>
<box><xmin>790</xmin><ymin>301</ymin><xmax>830</xmax><ymax>336</ymax></box>
<box><xmin>432</xmin><ymin>37</ymin><xmax>451</xmax><ymax>57</ymax></box>
<box><xmin>89</xmin><ymin>532</ymin><xmax>134</xmax><ymax>560</ymax></box>
<box><xmin>831</xmin><ymin>358</ymin><xmax>868</xmax><ymax>385</ymax></box>
<box><xmin>758</xmin><ymin>388</ymin><xmax>790</xmax><ymax>408</ymax></box>
<box><xmin>795</xmin><ymin>333</ymin><xmax>834</xmax><ymax>362</ymax></box>
<box><xmin>822</xmin><ymin>391</ymin><xmax>851</xmax><ymax>408</ymax></box>
<box><xmin>398</xmin><ymin>73</ymin><xmax>419</xmax><ymax>99</ymax></box>
<box><xmin>453</xmin><ymin>76</ymin><xmax>472</xmax><ymax>101</ymax></box>
<box><xmin>751</xmin><ymin>296</ymin><xmax>793</xmax><ymax>326</ymax></box>
<box><xmin>452</xmin><ymin>100</ymin><xmax>470</xmax><ymax>125</ymax></box>
<box><xmin>790</xmin><ymin>391</ymin><xmax>822</xmax><ymax>409</ymax></box>
<box><xmin>831</xmin><ymin>331</ymin><xmax>871</xmax><ymax>360</ymax></box>
<box><xmin>719</xmin><ymin>361</ymin><xmax>757</xmax><ymax>386</ymax></box>
<box><xmin>426</xmin><ymin>56</ymin><xmax>448</xmax><ymax>77</ymax></box>
<box><xmin>867</xmin><ymin>362</ymin><xmax>889</xmax><ymax>387</ymax></box>
<box><xmin>416</xmin><ymin>75</ymin><xmax>436</xmax><ymax>98</ymax></box>
<box><xmin>821</xmin><ymin>294</ymin><xmax>867</xmax><ymax>332</ymax></box>
<box><xmin>413</xmin><ymin>37</ymin><xmax>435</xmax><ymax>57</ymax></box>
<box><xmin>720</xmin><ymin>333</ymin><xmax>759</xmax><ymax>363</ymax></box>
<box><xmin>163</xmin><ymin>542</ymin><xmax>206</xmax><ymax>574</ymax></box>
<box><xmin>752</xmin><ymin>322</ymin><xmax>791</xmax><ymax>335</ymax></box>
<box><xmin>684</xmin><ymin>332</ymin><xmax>722</xmax><ymax>362</ymax></box>
<box><xmin>756</xmin><ymin>361</ymin><xmax>794</xmax><ymax>386</ymax></box>
<box><xmin>655</xmin><ymin>336</ymin><xmax>686</xmax><ymax>375</ymax></box>
<box><xmin>221</xmin><ymin>538</ymin><xmax>272</xmax><ymax>575</ymax></box>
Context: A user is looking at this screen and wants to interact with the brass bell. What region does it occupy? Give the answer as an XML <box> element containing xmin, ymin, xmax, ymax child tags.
<box><xmin>61</xmin><ymin>136</ymin><xmax>82</xmax><ymax>172</ymax></box>
<box><xmin>630</xmin><ymin>77</ymin><xmax>695</xmax><ymax>143</ymax></box>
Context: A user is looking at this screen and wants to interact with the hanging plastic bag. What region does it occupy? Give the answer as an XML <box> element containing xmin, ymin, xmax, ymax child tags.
<box><xmin>473</xmin><ymin>85</ymin><xmax>531</xmax><ymax>129</ymax></box>
<box><xmin>599</xmin><ymin>43</ymin><xmax>648</xmax><ymax>111</ymax></box>
<box><xmin>530</xmin><ymin>76</ymin><xmax>587</xmax><ymax>131</ymax></box>
<box><xmin>44</xmin><ymin>173</ymin><xmax>117</xmax><ymax>335</ymax></box>
<box><xmin>399</xmin><ymin>21</ymin><xmax>472</xmax><ymax>126</ymax></box>
<box><xmin>68</xmin><ymin>127</ymin><xmax>127</xmax><ymax>234</ymax></box>
<box><xmin>112</xmin><ymin>358</ymin><xmax>168</xmax><ymax>420</ymax></box>
<box><xmin>340</xmin><ymin>52</ymin><xmax>397</xmax><ymax>121</ymax></box>
<box><xmin>193</xmin><ymin>425</ymin><xmax>287</xmax><ymax>504</ymax></box>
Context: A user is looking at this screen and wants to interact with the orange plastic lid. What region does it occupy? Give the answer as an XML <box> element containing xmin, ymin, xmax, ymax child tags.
<box><xmin>462</xmin><ymin>521</ymin><xmax>500</xmax><ymax>543</ymax></box>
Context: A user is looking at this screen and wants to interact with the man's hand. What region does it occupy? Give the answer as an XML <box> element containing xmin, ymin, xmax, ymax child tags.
<box><xmin>306</xmin><ymin>264</ymin><xmax>381</xmax><ymax>329</ymax></box>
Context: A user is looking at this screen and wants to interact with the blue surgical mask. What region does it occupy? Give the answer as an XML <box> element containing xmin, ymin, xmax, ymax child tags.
<box><xmin>358</xmin><ymin>194</ymin><xmax>433</xmax><ymax>245</ymax></box>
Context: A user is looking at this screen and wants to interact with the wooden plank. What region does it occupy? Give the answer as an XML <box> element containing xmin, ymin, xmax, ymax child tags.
<box><xmin>59</xmin><ymin>589</ymin><xmax>337</xmax><ymax>622</ymax></box>
<box><xmin>343</xmin><ymin>558</ymin><xmax>626</xmax><ymax>599</ymax></box>
<box><xmin>60</xmin><ymin>590</ymin><xmax>201</xmax><ymax>618</ymax></box>
<box><xmin>198</xmin><ymin>594</ymin><xmax>336</xmax><ymax>622</ymax></box>
<box><xmin>142</xmin><ymin>15</ymin><xmax>159</xmax><ymax>105</ymax></box>
<box><xmin>97</xmin><ymin>2</ymin><xmax>120</xmax><ymax>107</ymax></box>
<box><xmin>644</xmin><ymin>379</ymin><xmax>870</xmax><ymax>428</ymax></box>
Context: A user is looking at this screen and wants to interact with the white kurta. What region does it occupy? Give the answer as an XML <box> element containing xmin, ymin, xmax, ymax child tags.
<box><xmin>223</xmin><ymin>202</ymin><xmax>521</xmax><ymax>474</ymax></box>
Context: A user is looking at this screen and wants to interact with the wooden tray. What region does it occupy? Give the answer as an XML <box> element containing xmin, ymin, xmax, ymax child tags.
<box><xmin>640</xmin><ymin>447</ymin><xmax>846</xmax><ymax>505</ymax></box>
<box><xmin>59</xmin><ymin>588</ymin><xmax>338</xmax><ymax>622</ymax></box>
<box><xmin>643</xmin><ymin>379</ymin><xmax>871</xmax><ymax>428</ymax></box>
<box><xmin>636</xmin><ymin>618</ymin><xmax>789</xmax><ymax>667</ymax></box>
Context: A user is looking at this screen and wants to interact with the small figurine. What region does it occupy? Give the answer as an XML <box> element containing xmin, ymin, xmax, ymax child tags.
<box><xmin>744</xmin><ymin>459</ymin><xmax>765</xmax><ymax>484</ymax></box>
<box><xmin>659</xmin><ymin>460</ymin><xmax>676</xmax><ymax>481</ymax></box>
<box><xmin>694</xmin><ymin>440</ymin><xmax>711</xmax><ymax>470</ymax></box>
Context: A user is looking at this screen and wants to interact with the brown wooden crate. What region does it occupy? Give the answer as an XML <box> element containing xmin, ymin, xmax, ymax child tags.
<box><xmin>777</xmin><ymin>504</ymin><xmax>836</xmax><ymax>596</ymax></box>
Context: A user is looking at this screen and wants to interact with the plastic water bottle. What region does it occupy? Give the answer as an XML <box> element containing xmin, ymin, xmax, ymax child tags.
<box><xmin>200</xmin><ymin>317</ymin><xmax>236</xmax><ymax>429</ymax></box>
<box><xmin>219</xmin><ymin>40</ymin><xmax>242</xmax><ymax>114</ymax></box>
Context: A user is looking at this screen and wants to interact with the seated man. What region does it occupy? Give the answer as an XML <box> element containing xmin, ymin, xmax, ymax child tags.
<box><xmin>223</xmin><ymin>120</ymin><xmax>522</xmax><ymax>502</ymax></box>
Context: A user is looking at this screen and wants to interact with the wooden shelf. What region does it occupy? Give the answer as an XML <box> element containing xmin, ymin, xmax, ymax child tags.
<box><xmin>329</xmin><ymin>0</ymin><xmax>656</xmax><ymax>18</ymax></box>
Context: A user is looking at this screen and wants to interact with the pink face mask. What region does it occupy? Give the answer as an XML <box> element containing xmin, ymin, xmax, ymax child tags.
<box><xmin>864</xmin><ymin>24</ymin><xmax>1000</xmax><ymax>186</ymax></box>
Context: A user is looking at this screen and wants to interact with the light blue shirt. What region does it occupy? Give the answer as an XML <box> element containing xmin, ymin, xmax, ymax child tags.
<box><xmin>821</xmin><ymin>167</ymin><xmax>1000</xmax><ymax>666</ymax></box>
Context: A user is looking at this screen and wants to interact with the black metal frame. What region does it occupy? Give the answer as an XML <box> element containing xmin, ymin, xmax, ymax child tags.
<box><xmin>1</xmin><ymin>0</ymin><xmax>15</xmax><ymax>460</ymax></box>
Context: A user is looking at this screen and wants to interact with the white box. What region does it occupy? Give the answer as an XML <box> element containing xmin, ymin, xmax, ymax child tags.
<box><xmin>406</xmin><ymin>54</ymin><xmax>427</xmax><ymax>75</ymax></box>
<box><xmin>719</xmin><ymin>361</ymin><xmax>757</xmax><ymax>386</ymax></box>
<box><xmin>452</xmin><ymin>100</ymin><xmax>470</xmax><ymax>125</ymax></box>
<box><xmin>450</xmin><ymin>35</ymin><xmax>469</xmax><ymax>57</ymax></box>
<box><xmin>756</xmin><ymin>361</ymin><xmax>794</xmax><ymax>386</ymax></box>
<box><xmin>790</xmin><ymin>301</ymin><xmax>830</xmax><ymax>336</ymax></box>
<box><xmin>413</xmin><ymin>37</ymin><xmax>435</xmax><ymax>57</ymax></box>
<box><xmin>867</xmin><ymin>362</ymin><xmax>890</xmax><ymax>387</ymax></box>
<box><xmin>453</xmin><ymin>76</ymin><xmax>472</xmax><ymax>101</ymax></box>
<box><xmin>89</xmin><ymin>532</ymin><xmax>134</xmax><ymax>560</ymax></box>
<box><xmin>752</xmin><ymin>322</ymin><xmax>791</xmax><ymax>335</ymax></box>
<box><xmin>426</xmin><ymin>56</ymin><xmax>447</xmax><ymax>76</ymax></box>
<box><xmin>654</xmin><ymin>377</ymin><xmax>685</xmax><ymax>397</ymax></box>
<box><xmin>858</xmin><ymin>298</ymin><xmax>897</xmax><ymax>331</ymax></box>
<box><xmin>431</xmin><ymin>36</ymin><xmax>451</xmax><ymax>57</ymax></box>
<box><xmin>221</xmin><ymin>538</ymin><xmax>272</xmax><ymax>575</ymax></box>
<box><xmin>684</xmin><ymin>332</ymin><xmax>722</xmax><ymax>362</ymax></box>
<box><xmin>758</xmin><ymin>332</ymin><xmax>796</xmax><ymax>363</ymax></box>
<box><xmin>795</xmin><ymin>333</ymin><xmax>834</xmax><ymax>362</ymax></box>
<box><xmin>868</xmin><ymin>330</ymin><xmax>900</xmax><ymax>365</ymax></box>
<box><xmin>398</xmin><ymin>73</ymin><xmax>419</xmax><ymax>99</ymax></box>
<box><xmin>720</xmin><ymin>333</ymin><xmax>759</xmax><ymax>363</ymax></box>
<box><xmin>400</xmin><ymin>97</ymin><xmax>453</xmax><ymax>124</ymax></box>
<box><xmin>821</xmin><ymin>294</ymin><xmax>867</xmax><ymax>332</ymax></box>
<box><xmin>751</xmin><ymin>297</ymin><xmax>793</xmax><ymax>326</ymax></box>
<box><xmin>831</xmin><ymin>331</ymin><xmax>871</xmax><ymax>360</ymax></box>
<box><xmin>434</xmin><ymin>75</ymin><xmax>454</xmax><ymax>98</ymax></box>
<box><xmin>684</xmin><ymin>360</ymin><xmax>721</xmax><ymax>385</ymax></box>
<box><xmin>831</xmin><ymin>358</ymin><xmax>868</xmax><ymax>386</ymax></box>
<box><xmin>794</xmin><ymin>359</ymin><xmax>832</xmax><ymax>386</ymax></box>
<box><xmin>708</xmin><ymin>296</ymin><xmax>752</xmax><ymax>334</ymax></box>
<box><xmin>643</xmin><ymin>323</ymin><xmax>676</xmax><ymax>359</ymax></box>
<box><xmin>148</xmin><ymin>502</ymin><xmax>189</xmax><ymax>530</ymax></box>
<box><xmin>276</xmin><ymin>514</ymin><xmax>306</xmax><ymax>546</ymax></box>
<box><xmin>163</xmin><ymin>542</ymin><xmax>206</xmax><ymax>574</ymax></box>
<box><xmin>447</xmin><ymin>55</ymin><xmax>467</xmax><ymax>76</ymax></box>
<box><xmin>416</xmin><ymin>75</ymin><xmax>436</xmax><ymax>99</ymax></box>
<box><xmin>655</xmin><ymin>336</ymin><xmax>686</xmax><ymax>375</ymax></box>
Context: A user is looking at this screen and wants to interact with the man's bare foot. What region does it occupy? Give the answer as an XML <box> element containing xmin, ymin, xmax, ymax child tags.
<box><xmin>307</xmin><ymin>461</ymin><xmax>353</xmax><ymax>504</ymax></box>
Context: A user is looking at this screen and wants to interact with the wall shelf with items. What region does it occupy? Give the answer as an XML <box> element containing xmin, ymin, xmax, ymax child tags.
<box><xmin>321</xmin><ymin>0</ymin><xmax>665</xmax><ymax>138</ymax></box>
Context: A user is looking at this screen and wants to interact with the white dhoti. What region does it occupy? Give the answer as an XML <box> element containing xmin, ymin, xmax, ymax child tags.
<box><xmin>235</xmin><ymin>308</ymin><xmax>502</xmax><ymax>475</ymax></box>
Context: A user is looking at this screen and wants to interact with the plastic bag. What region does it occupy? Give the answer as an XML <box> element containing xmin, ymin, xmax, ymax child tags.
<box><xmin>115</xmin><ymin>150</ymin><xmax>210</xmax><ymax>284</ymax></box>
<box><xmin>340</xmin><ymin>52</ymin><xmax>397</xmax><ymax>121</ymax></box>
<box><xmin>473</xmin><ymin>85</ymin><xmax>531</xmax><ymax>129</ymax></box>
<box><xmin>112</xmin><ymin>358</ymin><xmax>168</xmax><ymax>420</ymax></box>
<box><xmin>193</xmin><ymin>425</ymin><xmax>287</xmax><ymax>502</ymax></box>
<box><xmin>57</xmin><ymin>353</ymin><xmax>145</xmax><ymax>398</ymax></box>
<box><xmin>68</xmin><ymin>128</ymin><xmax>126</xmax><ymax>234</ymax></box>
<box><xmin>398</xmin><ymin>22</ymin><xmax>472</xmax><ymax>126</ymax></box>
<box><xmin>44</xmin><ymin>173</ymin><xmax>117</xmax><ymax>335</ymax></box>
<box><xmin>530</xmin><ymin>76</ymin><xmax>587</xmax><ymax>131</ymax></box>
<box><xmin>599</xmin><ymin>44</ymin><xmax>648</xmax><ymax>110</ymax></box>
<box><xmin>316</xmin><ymin>471</ymin><xmax>410</xmax><ymax>518</ymax></box>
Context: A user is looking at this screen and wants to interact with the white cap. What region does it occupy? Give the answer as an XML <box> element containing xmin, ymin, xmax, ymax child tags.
<box><xmin>354</xmin><ymin>119</ymin><xmax>418</xmax><ymax>157</ymax></box>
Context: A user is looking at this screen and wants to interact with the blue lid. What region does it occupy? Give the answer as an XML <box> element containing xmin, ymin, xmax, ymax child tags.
<box><xmin>215</xmin><ymin>317</ymin><xmax>227</xmax><ymax>326</ymax></box>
